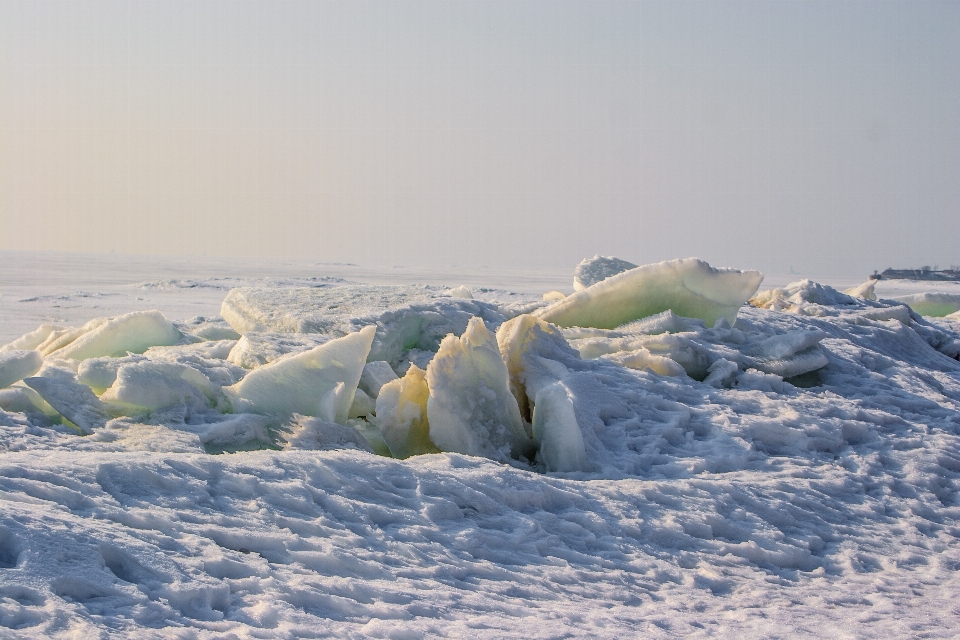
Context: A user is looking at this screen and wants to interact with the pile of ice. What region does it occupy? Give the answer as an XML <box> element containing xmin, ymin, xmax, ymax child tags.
<box><xmin>3</xmin><ymin>256</ymin><xmax>960</xmax><ymax>635</ymax></box>
<box><xmin>3</xmin><ymin>256</ymin><xmax>959</xmax><ymax>477</ymax></box>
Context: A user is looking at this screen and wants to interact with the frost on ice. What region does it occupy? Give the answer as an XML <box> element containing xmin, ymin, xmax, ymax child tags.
<box><xmin>539</xmin><ymin>257</ymin><xmax>764</xmax><ymax>329</ymax></box>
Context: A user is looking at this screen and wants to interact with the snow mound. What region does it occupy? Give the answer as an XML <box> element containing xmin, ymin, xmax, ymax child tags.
<box><xmin>283</xmin><ymin>415</ymin><xmax>374</xmax><ymax>453</ymax></box>
<box><xmin>539</xmin><ymin>258</ymin><xmax>764</xmax><ymax>329</ymax></box>
<box><xmin>573</xmin><ymin>254</ymin><xmax>638</xmax><ymax>291</ymax></box>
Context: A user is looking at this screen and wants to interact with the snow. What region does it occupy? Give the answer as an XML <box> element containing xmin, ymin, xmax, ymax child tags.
<box><xmin>1</xmin><ymin>252</ymin><xmax>960</xmax><ymax>637</ymax></box>
<box><xmin>539</xmin><ymin>258</ymin><xmax>764</xmax><ymax>329</ymax></box>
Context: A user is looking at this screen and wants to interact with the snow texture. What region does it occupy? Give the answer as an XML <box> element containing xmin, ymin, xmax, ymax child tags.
<box><xmin>539</xmin><ymin>258</ymin><xmax>764</xmax><ymax>329</ymax></box>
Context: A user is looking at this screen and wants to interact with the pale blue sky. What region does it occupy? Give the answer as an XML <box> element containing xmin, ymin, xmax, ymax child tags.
<box><xmin>1</xmin><ymin>1</ymin><xmax>957</xmax><ymax>276</ymax></box>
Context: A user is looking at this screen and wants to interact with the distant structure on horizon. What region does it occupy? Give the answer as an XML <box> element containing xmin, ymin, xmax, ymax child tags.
<box><xmin>875</xmin><ymin>266</ymin><xmax>960</xmax><ymax>281</ymax></box>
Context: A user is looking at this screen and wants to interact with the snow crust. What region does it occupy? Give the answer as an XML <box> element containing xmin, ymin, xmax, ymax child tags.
<box><xmin>1</xmin><ymin>255</ymin><xmax>960</xmax><ymax>636</ymax></box>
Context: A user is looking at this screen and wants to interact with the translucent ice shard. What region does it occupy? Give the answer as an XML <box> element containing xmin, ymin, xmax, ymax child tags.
<box><xmin>46</xmin><ymin>311</ymin><xmax>181</xmax><ymax>361</ymax></box>
<box><xmin>540</xmin><ymin>258</ymin><xmax>763</xmax><ymax>329</ymax></box>
<box><xmin>426</xmin><ymin>317</ymin><xmax>531</xmax><ymax>462</ymax></box>
<box><xmin>0</xmin><ymin>350</ymin><xmax>44</xmax><ymax>389</ymax></box>
<box><xmin>224</xmin><ymin>326</ymin><xmax>375</xmax><ymax>423</ymax></box>
<box><xmin>375</xmin><ymin>364</ymin><xmax>439</xmax><ymax>459</ymax></box>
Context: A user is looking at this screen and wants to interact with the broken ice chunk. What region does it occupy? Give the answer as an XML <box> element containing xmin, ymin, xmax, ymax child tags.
<box><xmin>892</xmin><ymin>293</ymin><xmax>960</xmax><ymax>318</ymax></box>
<box><xmin>540</xmin><ymin>258</ymin><xmax>763</xmax><ymax>329</ymax></box>
<box><xmin>358</xmin><ymin>361</ymin><xmax>400</xmax><ymax>398</ymax></box>
<box><xmin>100</xmin><ymin>361</ymin><xmax>217</xmax><ymax>415</ymax></box>
<box><xmin>741</xmin><ymin>330</ymin><xmax>829</xmax><ymax>378</ymax></box>
<box><xmin>599</xmin><ymin>348</ymin><xmax>686</xmax><ymax>377</ymax></box>
<box><xmin>1</xmin><ymin>324</ymin><xmax>63</xmax><ymax>352</ymax></box>
<box><xmin>375</xmin><ymin>364</ymin><xmax>439</xmax><ymax>459</ymax></box>
<box><xmin>348</xmin><ymin>388</ymin><xmax>376</xmax><ymax>418</ymax></box>
<box><xmin>224</xmin><ymin>326</ymin><xmax>375</xmax><ymax>423</ymax></box>
<box><xmin>426</xmin><ymin>317</ymin><xmax>532</xmax><ymax>462</ymax></box>
<box><xmin>0</xmin><ymin>350</ymin><xmax>44</xmax><ymax>389</ymax></box>
<box><xmin>446</xmin><ymin>285</ymin><xmax>473</xmax><ymax>299</ymax></box>
<box><xmin>77</xmin><ymin>355</ymin><xmax>147</xmax><ymax>394</ymax></box>
<box><xmin>532</xmin><ymin>381</ymin><xmax>593</xmax><ymax>473</ymax></box>
<box><xmin>23</xmin><ymin>376</ymin><xmax>111</xmax><ymax>434</ymax></box>
<box><xmin>46</xmin><ymin>310</ymin><xmax>181</xmax><ymax>360</ymax></box>
<box><xmin>573</xmin><ymin>255</ymin><xmax>638</xmax><ymax>291</ymax></box>
<box><xmin>227</xmin><ymin>333</ymin><xmax>333</xmax><ymax>369</ymax></box>
<box><xmin>842</xmin><ymin>280</ymin><xmax>877</xmax><ymax>300</ymax></box>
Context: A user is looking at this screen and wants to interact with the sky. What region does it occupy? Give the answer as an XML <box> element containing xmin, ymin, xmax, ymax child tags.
<box><xmin>1</xmin><ymin>0</ymin><xmax>958</xmax><ymax>277</ymax></box>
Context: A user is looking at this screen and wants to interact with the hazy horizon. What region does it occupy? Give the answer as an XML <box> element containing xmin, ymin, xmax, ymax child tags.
<box><xmin>2</xmin><ymin>1</ymin><xmax>958</xmax><ymax>277</ymax></box>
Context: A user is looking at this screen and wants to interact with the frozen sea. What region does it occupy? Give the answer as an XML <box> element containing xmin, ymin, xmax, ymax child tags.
<box><xmin>1</xmin><ymin>250</ymin><xmax>960</xmax><ymax>638</ymax></box>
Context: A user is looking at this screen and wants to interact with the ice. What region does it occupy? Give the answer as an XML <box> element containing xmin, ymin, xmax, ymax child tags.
<box><xmin>220</xmin><ymin>285</ymin><xmax>507</xmax><ymax>367</ymax></box>
<box><xmin>227</xmin><ymin>332</ymin><xmax>332</xmax><ymax>369</ymax></box>
<box><xmin>892</xmin><ymin>292</ymin><xmax>960</xmax><ymax>317</ymax></box>
<box><xmin>572</xmin><ymin>254</ymin><xmax>638</xmax><ymax>291</ymax></box>
<box><xmin>100</xmin><ymin>361</ymin><xmax>218</xmax><ymax>417</ymax></box>
<box><xmin>740</xmin><ymin>330</ymin><xmax>829</xmax><ymax>378</ymax></box>
<box><xmin>751</xmin><ymin>279</ymin><xmax>860</xmax><ymax>314</ymax></box>
<box><xmin>224</xmin><ymin>326</ymin><xmax>375</xmax><ymax>423</ymax></box>
<box><xmin>282</xmin><ymin>415</ymin><xmax>374</xmax><ymax>453</ymax></box>
<box><xmin>531</xmin><ymin>381</ymin><xmax>594</xmax><ymax>472</ymax></box>
<box><xmin>375</xmin><ymin>364</ymin><xmax>439</xmax><ymax>458</ymax></box>
<box><xmin>446</xmin><ymin>285</ymin><xmax>473</xmax><ymax>299</ymax></box>
<box><xmin>76</xmin><ymin>355</ymin><xmax>147</xmax><ymax>394</ymax></box>
<box><xmin>842</xmin><ymin>279</ymin><xmax>878</xmax><ymax>300</ymax></box>
<box><xmin>539</xmin><ymin>258</ymin><xmax>764</xmax><ymax>329</ymax></box>
<box><xmin>22</xmin><ymin>376</ymin><xmax>111</xmax><ymax>434</ymax></box>
<box><xmin>358</xmin><ymin>360</ymin><xmax>399</xmax><ymax>398</ymax></box>
<box><xmin>3</xmin><ymin>253</ymin><xmax>960</xmax><ymax>637</ymax></box>
<box><xmin>426</xmin><ymin>317</ymin><xmax>532</xmax><ymax>462</ymax></box>
<box><xmin>0</xmin><ymin>324</ymin><xmax>63</xmax><ymax>352</ymax></box>
<box><xmin>44</xmin><ymin>310</ymin><xmax>181</xmax><ymax>360</ymax></box>
<box><xmin>542</xmin><ymin>290</ymin><xmax>566</xmax><ymax>301</ymax></box>
<box><xmin>0</xmin><ymin>351</ymin><xmax>44</xmax><ymax>389</ymax></box>
<box><xmin>496</xmin><ymin>314</ymin><xmax>581</xmax><ymax>422</ymax></box>
<box><xmin>600</xmin><ymin>348</ymin><xmax>687</xmax><ymax>376</ymax></box>
<box><xmin>347</xmin><ymin>388</ymin><xmax>376</xmax><ymax>418</ymax></box>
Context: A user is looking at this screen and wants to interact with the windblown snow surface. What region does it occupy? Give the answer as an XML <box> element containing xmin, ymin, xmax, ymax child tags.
<box><xmin>2</xmin><ymin>252</ymin><xmax>960</xmax><ymax>638</ymax></box>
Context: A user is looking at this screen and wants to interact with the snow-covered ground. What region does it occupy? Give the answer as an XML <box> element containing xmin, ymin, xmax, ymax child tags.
<box><xmin>2</xmin><ymin>251</ymin><xmax>960</xmax><ymax>638</ymax></box>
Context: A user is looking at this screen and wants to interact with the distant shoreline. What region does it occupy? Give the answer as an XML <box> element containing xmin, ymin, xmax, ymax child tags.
<box><xmin>875</xmin><ymin>268</ymin><xmax>960</xmax><ymax>282</ymax></box>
